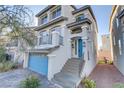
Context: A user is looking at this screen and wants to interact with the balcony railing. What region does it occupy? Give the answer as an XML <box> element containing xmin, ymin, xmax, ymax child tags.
<box><xmin>38</xmin><ymin>34</ymin><xmax>63</xmax><ymax>46</ymax></box>
<box><xmin>39</xmin><ymin>35</ymin><xmax>52</xmax><ymax>45</ymax></box>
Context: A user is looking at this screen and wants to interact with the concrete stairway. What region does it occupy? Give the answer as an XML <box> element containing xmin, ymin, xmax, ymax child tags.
<box><xmin>52</xmin><ymin>58</ymin><xmax>83</xmax><ymax>88</ymax></box>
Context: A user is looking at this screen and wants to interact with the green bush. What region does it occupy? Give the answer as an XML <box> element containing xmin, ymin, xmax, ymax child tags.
<box><xmin>98</xmin><ymin>60</ymin><xmax>105</xmax><ymax>64</ymax></box>
<box><xmin>20</xmin><ymin>75</ymin><xmax>40</xmax><ymax>88</ymax></box>
<box><xmin>0</xmin><ymin>61</ymin><xmax>18</xmax><ymax>72</ymax></box>
<box><xmin>113</xmin><ymin>83</ymin><xmax>124</xmax><ymax>88</ymax></box>
<box><xmin>0</xmin><ymin>46</ymin><xmax>6</xmax><ymax>63</ymax></box>
<box><xmin>82</xmin><ymin>77</ymin><xmax>96</xmax><ymax>88</ymax></box>
<box><xmin>108</xmin><ymin>61</ymin><xmax>113</xmax><ymax>65</ymax></box>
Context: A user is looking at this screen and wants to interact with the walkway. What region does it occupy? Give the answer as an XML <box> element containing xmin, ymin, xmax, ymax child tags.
<box><xmin>89</xmin><ymin>64</ymin><xmax>124</xmax><ymax>88</ymax></box>
<box><xmin>0</xmin><ymin>69</ymin><xmax>59</xmax><ymax>88</ymax></box>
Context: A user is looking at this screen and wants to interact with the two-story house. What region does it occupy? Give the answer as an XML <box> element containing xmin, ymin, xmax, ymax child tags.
<box><xmin>110</xmin><ymin>5</ymin><xmax>124</xmax><ymax>76</ymax></box>
<box><xmin>23</xmin><ymin>5</ymin><xmax>98</xmax><ymax>87</ymax></box>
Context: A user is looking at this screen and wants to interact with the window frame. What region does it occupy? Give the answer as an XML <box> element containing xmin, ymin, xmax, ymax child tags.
<box><xmin>39</xmin><ymin>30</ymin><xmax>51</xmax><ymax>45</ymax></box>
<box><xmin>50</xmin><ymin>26</ymin><xmax>62</xmax><ymax>35</ymax></box>
<box><xmin>41</xmin><ymin>15</ymin><xmax>48</xmax><ymax>24</ymax></box>
<box><xmin>50</xmin><ymin>6</ymin><xmax>61</xmax><ymax>20</ymax></box>
<box><xmin>76</xmin><ymin>14</ymin><xmax>85</xmax><ymax>22</ymax></box>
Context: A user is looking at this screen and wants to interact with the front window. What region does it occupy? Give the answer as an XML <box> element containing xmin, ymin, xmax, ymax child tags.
<box><xmin>51</xmin><ymin>6</ymin><xmax>61</xmax><ymax>19</ymax></box>
<box><xmin>51</xmin><ymin>26</ymin><xmax>63</xmax><ymax>45</ymax></box>
<box><xmin>41</xmin><ymin>15</ymin><xmax>47</xmax><ymax>24</ymax></box>
<box><xmin>39</xmin><ymin>31</ymin><xmax>52</xmax><ymax>45</ymax></box>
<box><xmin>76</xmin><ymin>14</ymin><xmax>85</xmax><ymax>22</ymax></box>
<box><xmin>51</xmin><ymin>26</ymin><xmax>62</xmax><ymax>35</ymax></box>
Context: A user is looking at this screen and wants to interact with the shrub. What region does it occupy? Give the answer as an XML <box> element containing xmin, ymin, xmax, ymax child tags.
<box><xmin>0</xmin><ymin>61</ymin><xmax>18</xmax><ymax>72</ymax></box>
<box><xmin>113</xmin><ymin>83</ymin><xmax>124</xmax><ymax>88</ymax></box>
<box><xmin>20</xmin><ymin>75</ymin><xmax>40</xmax><ymax>88</ymax></box>
<box><xmin>98</xmin><ymin>60</ymin><xmax>105</xmax><ymax>64</ymax></box>
<box><xmin>108</xmin><ymin>61</ymin><xmax>113</xmax><ymax>65</ymax></box>
<box><xmin>0</xmin><ymin>46</ymin><xmax>6</xmax><ymax>63</ymax></box>
<box><xmin>82</xmin><ymin>77</ymin><xmax>96</xmax><ymax>88</ymax></box>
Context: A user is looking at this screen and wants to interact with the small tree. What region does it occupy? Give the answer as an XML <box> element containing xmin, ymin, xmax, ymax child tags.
<box><xmin>0</xmin><ymin>5</ymin><xmax>35</xmax><ymax>50</ymax></box>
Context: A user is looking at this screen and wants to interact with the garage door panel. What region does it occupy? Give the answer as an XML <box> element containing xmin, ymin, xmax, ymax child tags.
<box><xmin>28</xmin><ymin>55</ymin><xmax>48</xmax><ymax>76</ymax></box>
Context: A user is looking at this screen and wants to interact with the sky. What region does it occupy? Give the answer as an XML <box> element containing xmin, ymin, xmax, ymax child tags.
<box><xmin>26</xmin><ymin>5</ymin><xmax>112</xmax><ymax>49</ymax></box>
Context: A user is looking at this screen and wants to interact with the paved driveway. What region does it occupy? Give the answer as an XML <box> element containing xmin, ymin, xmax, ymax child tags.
<box><xmin>0</xmin><ymin>69</ymin><xmax>59</xmax><ymax>88</ymax></box>
<box><xmin>89</xmin><ymin>64</ymin><xmax>124</xmax><ymax>88</ymax></box>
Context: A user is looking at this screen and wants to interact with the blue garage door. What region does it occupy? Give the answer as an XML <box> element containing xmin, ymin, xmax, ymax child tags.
<box><xmin>28</xmin><ymin>53</ymin><xmax>48</xmax><ymax>76</ymax></box>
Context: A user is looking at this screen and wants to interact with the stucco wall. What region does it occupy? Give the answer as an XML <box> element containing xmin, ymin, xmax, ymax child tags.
<box><xmin>81</xmin><ymin>35</ymin><xmax>97</xmax><ymax>77</ymax></box>
<box><xmin>110</xmin><ymin>6</ymin><xmax>124</xmax><ymax>76</ymax></box>
<box><xmin>47</xmin><ymin>25</ymin><xmax>71</xmax><ymax>80</ymax></box>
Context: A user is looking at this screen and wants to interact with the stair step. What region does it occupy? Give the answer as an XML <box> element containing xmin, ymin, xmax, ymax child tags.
<box><xmin>53</xmin><ymin>74</ymin><xmax>80</xmax><ymax>88</ymax></box>
<box><xmin>61</xmin><ymin>70</ymin><xmax>79</xmax><ymax>76</ymax></box>
<box><xmin>68</xmin><ymin>58</ymin><xmax>81</xmax><ymax>61</ymax></box>
<box><xmin>52</xmin><ymin>78</ymin><xmax>75</xmax><ymax>88</ymax></box>
<box><xmin>52</xmin><ymin>58</ymin><xmax>83</xmax><ymax>88</ymax></box>
<box><xmin>62</xmin><ymin>68</ymin><xmax>79</xmax><ymax>74</ymax></box>
<box><xmin>65</xmin><ymin>62</ymin><xmax>80</xmax><ymax>67</ymax></box>
<box><xmin>63</xmin><ymin>64</ymin><xmax>79</xmax><ymax>70</ymax></box>
<box><xmin>54</xmin><ymin>73</ymin><xmax>80</xmax><ymax>82</ymax></box>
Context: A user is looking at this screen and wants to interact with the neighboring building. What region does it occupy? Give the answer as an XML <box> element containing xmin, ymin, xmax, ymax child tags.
<box><xmin>23</xmin><ymin>5</ymin><xmax>98</xmax><ymax>87</ymax></box>
<box><xmin>110</xmin><ymin>5</ymin><xmax>124</xmax><ymax>75</ymax></box>
<box><xmin>0</xmin><ymin>27</ymin><xmax>35</xmax><ymax>65</ymax></box>
<box><xmin>98</xmin><ymin>34</ymin><xmax>112</xmax><ymax>61</ymax></box>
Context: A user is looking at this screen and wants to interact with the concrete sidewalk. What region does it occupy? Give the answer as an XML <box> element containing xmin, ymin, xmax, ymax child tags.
<box><xmin>0</xmin><ymin>69</ymin><xmax>59</xmax><ymax>88</ymax></box>
<box><xmin>89</xmin><ymin>64</ymin><xmax>124</xmax><ymax>88</ymax></box>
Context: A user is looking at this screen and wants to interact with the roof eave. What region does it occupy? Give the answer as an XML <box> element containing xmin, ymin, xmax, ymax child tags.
<box><xmin>66</xmin><ymin>18</ymin><xmax>92</xmax><ymax>28</ymax></box>
<box><xmin>34</xmin><ymin>16</ymin><xmax>68</xmax><ymax>31</ymax></box>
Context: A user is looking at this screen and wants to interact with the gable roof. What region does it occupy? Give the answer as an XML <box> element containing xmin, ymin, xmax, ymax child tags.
<box><xmin>35</xmin><ymin>5</ymin><xmax>76</xmax><ymax>17</ymax></box>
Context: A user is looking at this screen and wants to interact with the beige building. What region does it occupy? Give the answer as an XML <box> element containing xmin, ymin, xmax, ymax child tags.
<box><xmin>98</xmin><ymin>34</ymin><xmax>112</xmax><ymax>61</ymax></box>
<box><xmin>23</xmin><ymin>5</ymin><xmax>98</xmax><ymax>87</ymax></box>
<box><xmin>110</xmin><ymin>5</ymin><xmax>124</xmax><ymax>75</ymax></box>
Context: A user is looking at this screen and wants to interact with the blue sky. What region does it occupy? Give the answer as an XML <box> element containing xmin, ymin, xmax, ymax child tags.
<box><xmin>27</xmin><ymin>5</ymin><xmax>112</xmax><ymax>49</ymax></box>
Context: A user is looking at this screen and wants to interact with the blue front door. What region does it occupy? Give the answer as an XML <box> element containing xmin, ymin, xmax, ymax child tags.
<box><xmin>28</xmin><ymin>54</ymin><xmax>48</xmax><ymax>76</ymax></box>
<box><xmin>78</xmin><ymin>39</ymin><xmax>83</xmax><ymax>58</ymax></box>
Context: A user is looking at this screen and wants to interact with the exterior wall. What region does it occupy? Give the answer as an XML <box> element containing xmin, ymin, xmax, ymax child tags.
<box><xmin>81</xmin><ymin>9</ymin><xmax>97</xmax><ymax>77</ymax></box>
<box><xmin>24</xmin><ymin>6</ymin><xmax>74</xmax><ymax>80</ymax></box>
<box><xmin>37</xmin><ymin>6</ymin><xmax>75</xmax><ymax>26</ymax></box>
<box><xmin>47</xmin><ymin>25</ymin><xmax>71</xmax><ymax>80</ymax></box>
<box><xmin>81</xmin><ymin>24</ymin><xmax>97</xmax><ymax>77</ymax></box>
<box><xmin>110</xmin><ymin>5</ymin><xmax>124</xmax><ymax>75</ymax></box>
<box><xmin>70</xmin><ymin>8</ymin><xmax>98</xmax><ymax>77</ymax></box>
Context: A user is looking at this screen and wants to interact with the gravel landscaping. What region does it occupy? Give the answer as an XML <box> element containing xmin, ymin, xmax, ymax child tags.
<box><xmin>0</xmin><ymin>69</ymin><xmax>59</xmax><ymax>88</ymax></box>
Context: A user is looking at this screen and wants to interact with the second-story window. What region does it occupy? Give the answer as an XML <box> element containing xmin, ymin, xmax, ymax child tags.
<box><xmin>51</xmin><ymin>6</ymin><xmax>61</xmax><ymax>19</ymax></box>
<box><xmin>41</xmin><ymin>15</ymin><xmax>48</xmax><ymax>24</ymax></box>
<box><xmin>76</xmin><ymin>14</ymin><xmax>85</xmax><ymax>22</ymax></box>
<box><xmin>39</xmin><ymin>31</ymin><xmax>51</xmax><ymax>45</ymax></box>
<box><xmin>51</xmin><ymin>26</ymin><xmax>63</xmax><ymax>45</ymax></box>
<box><xmin>51</xmin><ymin>26</ymin><xmax>62</xmax><ymax>35</ymax></box>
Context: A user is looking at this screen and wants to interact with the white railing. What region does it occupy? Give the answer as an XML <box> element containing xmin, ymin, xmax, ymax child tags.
<box><xmin>39</xmin><ymin>35</ymin><xmax>52</xmax><ymax>45</ymax></box>
<box><xmin>38</xmin><ymin>34</ymin><xmax>63</xmax><ymax>46</ymax></box>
